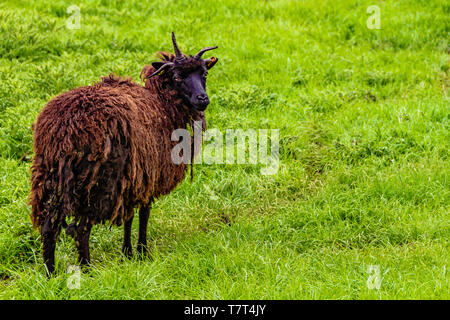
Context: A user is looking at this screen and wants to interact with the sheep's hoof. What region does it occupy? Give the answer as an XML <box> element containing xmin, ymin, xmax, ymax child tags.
<box><xmin>45</xmin><ymin>266</ymin><xmax>55</xmax><ymax>278</ymax></box>
<box><xmin>122</xmin><ymin>245</ymin><xmax>133</xmax><ymax>259</ymax></box>
<box><xmin>137</xmin><ymin>244</ymin><xmax>149</xmax><ymax>259</ymax></box>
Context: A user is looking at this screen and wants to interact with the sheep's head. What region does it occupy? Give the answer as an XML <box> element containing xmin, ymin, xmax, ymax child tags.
<box><xmin>146</xmin><ymin>32</ymin><xmax>218</xmax><ymax>112</ymax></box>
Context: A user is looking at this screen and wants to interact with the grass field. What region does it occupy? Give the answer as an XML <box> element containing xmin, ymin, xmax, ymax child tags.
<box><xmin>0</xmin><ymin>0</ymin><xmax>448</xmax><ymax>299</ymax></box>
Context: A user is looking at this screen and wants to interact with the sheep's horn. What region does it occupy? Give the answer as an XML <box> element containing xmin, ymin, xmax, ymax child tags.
<box><xmin>194</xmin><ymin>46</ymin><xmax>218</xmax><ymax>60</ymax></box>
<box><xmin>146</xmin><ymin>62</ymin><xmax>173</xmax><ymax>79</ymax></box>
<box><xmin>172</xmin><ymin>32</ymin><xmax>185</xmax><ymax>62</ymax></box>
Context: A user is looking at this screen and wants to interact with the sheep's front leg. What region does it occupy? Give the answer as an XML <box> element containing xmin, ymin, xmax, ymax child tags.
<box><xmin>75</xmin><ymin>221</ymin><xmax>92</xmax><ymax>267</ymax></box>
<box><xmin>137</xmin><ymin>206</ymin><xmax>150</xmax><ymax>256</ymax></box>
<box><xmin>122</xmin><ymin>214</ymin><xmax>134</xmax><ymax>258</ymax></box>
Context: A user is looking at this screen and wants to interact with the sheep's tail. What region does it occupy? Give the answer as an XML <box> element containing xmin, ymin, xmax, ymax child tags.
<box><xmin>29</xmin><ymin>155</ymin><xmax>51</xmax><ymax>229</ymax></box>
<box><xmin>30</xmin><ymin>154</ymin><xmax>79</xmax><ymax>229</ymax></box>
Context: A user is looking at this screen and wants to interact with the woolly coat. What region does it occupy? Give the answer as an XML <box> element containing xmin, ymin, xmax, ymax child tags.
<box><xmin>30</xmin><ymin>67</ymin><xmax>204</xmax><ymax>229</ymax></box>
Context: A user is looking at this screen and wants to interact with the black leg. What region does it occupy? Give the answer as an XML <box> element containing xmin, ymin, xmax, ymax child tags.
<box><xmin>122</xmin><ymin>214</ymin><xmax>134</xmax><ymax>258</ymax></box>
<box><xmin>75</xmin><ymin>219</ymin><xmax>92</xmax><ymax>268</ymax></box>
<box><xmin>137</xmin><ymin>206</ymin><xmax>150</xmax><ymax>256</ymax></box>
<box><xmin>41</xmin><ymin>217</ymin><xmax>61</xmax><ymax>277</ymax></box>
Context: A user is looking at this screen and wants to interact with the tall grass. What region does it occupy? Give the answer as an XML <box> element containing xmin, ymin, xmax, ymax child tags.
<box><xmin>0</xmin><ymin>0</ymin><xmax>448</xmax><ymax>299</ymax></box>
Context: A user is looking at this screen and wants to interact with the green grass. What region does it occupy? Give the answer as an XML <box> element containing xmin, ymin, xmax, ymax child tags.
<box><xmin>0</xmin><ymin>0</ymin><xmax>448</xmax><ymax>299</ymax></box>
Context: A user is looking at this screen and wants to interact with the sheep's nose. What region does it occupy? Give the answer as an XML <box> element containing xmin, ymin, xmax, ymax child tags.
<box><xmin>197</xmin><ymin>94</ymin><xmax>208</xmax><ymax>102</ymax></box>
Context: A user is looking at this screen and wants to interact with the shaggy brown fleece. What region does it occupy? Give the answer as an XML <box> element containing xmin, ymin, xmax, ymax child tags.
<box><xmin>30</xmin><ymin>56</ymin><xmax>205</xmax><ymax>230</ymax></box>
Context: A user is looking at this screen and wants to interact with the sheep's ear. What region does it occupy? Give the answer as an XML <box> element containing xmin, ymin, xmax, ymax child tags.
<box><xmin>152</xmin><ymin>61</ymin><xmax>165</xmax><ymax>71</ymax></box>
<box><xmin>146</xmin><ymin>62</ymin><xmax>174</xmax><ymax>79</ymax></box>
<box><xmin>204</xmin><ymin>57</ymin><xmax>218</xmax><ymax>70</ymax></box>
<box><xmin>148</xmin><ymin>62</ymin><xmax>168</xmax><ymax>78</ymax></box>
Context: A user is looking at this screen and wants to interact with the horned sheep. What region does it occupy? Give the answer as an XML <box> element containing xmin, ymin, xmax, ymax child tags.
<box><xmin>29</xmin><ymin>33</ymin><xmax>219</xmax><ymax>275</ymax></box>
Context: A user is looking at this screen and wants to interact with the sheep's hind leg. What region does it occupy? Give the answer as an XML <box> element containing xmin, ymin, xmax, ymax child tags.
<box><xmin>137</xmin><ymin>206</ymin><xmax>150</xmax><ymax>257</ymax></box>
<box><xmin>74</xmin><ymin>219</ymin><xmax>92</xmax><ymax>268</ymax></box>
<box><xmin>41</xmin><ymin>217</ymin><xmax>62</xmax><ymax>277</ymax></box>
<box><xmin>122</xmin><ymin>214</ymin><xmax>134</xmax><ymax>258</ymax></box>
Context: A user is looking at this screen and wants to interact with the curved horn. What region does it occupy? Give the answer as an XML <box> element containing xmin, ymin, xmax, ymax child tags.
<box><xmin>146</xmin><ymin>62</ymin><xmax>174</xmax><ymax>79</ymax></box>
<box><xmin>194</xmin><ymin>46</ymin><xmax>218</xmax><ymax>60</ymax></box>
<box><xmin>172</xmin><ymin>32</ymin><xmax>185</xmax><ymax>61</ymax></box>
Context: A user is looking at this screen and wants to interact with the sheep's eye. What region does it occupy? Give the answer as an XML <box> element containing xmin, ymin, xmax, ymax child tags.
<box><xmin>174</xmin><ymin>76</ymin><xmax>182</xmax><ymax>82</ymax></box>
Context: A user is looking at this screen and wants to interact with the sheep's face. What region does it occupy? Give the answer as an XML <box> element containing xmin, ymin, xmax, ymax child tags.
<box><xmin>147</xmin><ymin>32</ymin><xmax>218</xmax><ymax>112</ymax></box>
<box><xmin>169</xmin><ymin>59</ymin><xmax>216</xmax><ymax>111</ymax></box>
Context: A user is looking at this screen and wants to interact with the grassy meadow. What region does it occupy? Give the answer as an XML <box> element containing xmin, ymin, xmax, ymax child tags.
<box><xmin>0</xmin><ymin>0</ymin><xmax>448</xmax><ymax>299</ymax></box>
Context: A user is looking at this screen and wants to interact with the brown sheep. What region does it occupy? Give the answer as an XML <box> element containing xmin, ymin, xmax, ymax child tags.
<box><xmin>29</xmin><ymin>33</ymin><xmax>219</xmax><ymax>275</ymax></box>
